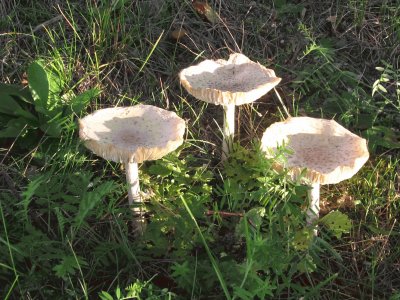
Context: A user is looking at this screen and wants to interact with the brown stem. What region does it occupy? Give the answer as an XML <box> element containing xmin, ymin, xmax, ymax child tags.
<box><xmin>205</xmin><ymin>210</ymin><xmax>244</xmax><ymax>217</ymax></box>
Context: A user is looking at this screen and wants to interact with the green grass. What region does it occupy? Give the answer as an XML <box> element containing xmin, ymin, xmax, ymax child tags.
<box><xmin>1</xmin><ymin>0</ymin><xmax>400</xmax><ymax>299</ymax></box>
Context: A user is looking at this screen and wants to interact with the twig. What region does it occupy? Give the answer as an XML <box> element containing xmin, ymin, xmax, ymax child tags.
<box><xmin>32</xmin><ymin>15</ymin><xmax>63</xmax><ymax>33</ymax></box>
<box><xmin>205</xmin><ymin>210</ymin><xmax>243</xmax><ymax>217</ymax></box>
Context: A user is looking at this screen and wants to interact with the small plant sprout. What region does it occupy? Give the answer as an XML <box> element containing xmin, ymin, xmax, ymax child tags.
<box><xmin>179</xmin><ymin>53</ymin><xmax>281</xmax><ymax>161</ymax></box>
<box><xmin>79</xmin><ymin>105</ymin><xmax>186</xmax><ymax>233</ymax></box>
<box><xmin>261</xmin><ymin>117</ymin><xmax>369</xmax><ymax>235</ymax></box>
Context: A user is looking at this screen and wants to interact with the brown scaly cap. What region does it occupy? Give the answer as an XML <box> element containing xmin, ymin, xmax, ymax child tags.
<box><xmin>261</xmin><ymin>117</ymin><xmax>369</xmax><ymax>185</ymax></box>
<box><xmin>179</xmin><ymin>53</ymin><xmax>281</xmax><ymax>106</ymax></box>
<box><xmin>79</xmin><ymin>105</ymin><xmax>186</xmax><ymax>163</ymax></box>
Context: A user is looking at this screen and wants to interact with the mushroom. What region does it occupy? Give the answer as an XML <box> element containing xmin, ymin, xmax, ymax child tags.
<box><xmin>260</xmin><ymin>117</ymin><xmax>369</xmax><ymax>235</ymax></box>
<box><xmin>79</xmin><ymin>104</ymin><xmax>186</xmax><ymax>232</ymax></box>
<box><xmin>179</xmin><ymin>53</ymin><xmax>281</xmax><ymax>161</ymax></box>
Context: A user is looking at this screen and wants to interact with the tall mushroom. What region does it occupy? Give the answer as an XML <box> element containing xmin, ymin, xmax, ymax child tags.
<box><xmin>179</xmin><ymin>53</ymin><xmax>281</xmax><ymax>161</ymax></box>
<box><xmin>79</xmin><ymin>104</ymin><xmax>186</xmax><ymax>233</ymax></box>
<box><xmin>260</xmin><ymin>117</ymin><xmax>369</xmax><ymax>235</ymax></box>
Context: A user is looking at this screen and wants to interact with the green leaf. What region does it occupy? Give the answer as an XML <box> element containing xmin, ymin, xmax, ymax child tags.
<box><xmin>245</xmin><ymin>207</ymin><xmax>265</xmax><ymax>230</ymax></box>
<box><xmin>292</xmin><ymin>227</ymin><xmax>314</xmax><ymax>251</ymax></box>
<box><xmin>319</xmin><ymin>210</ymin><xmax>352</xmax><ymax>238</ymax></box>
<box><xmin>27</xmin><ymin>61</ymin><xmax>49</xmax><ymax>111</ymax></box>
<box><xmin>99</xmin><ymin>291</ymin><xmax>114</xmax><ymax>300</ymax></box>
<box><xmin>47</xmin><ymin>69</ymin><xmax>63</xmax><ymax>95</ymax></box>
<box><xmin>0</xmin><ymin>118</ymin><xmax>29</xmax><ymax>138</ymax></box>
<box><xmin>0</xmin><ymin>94</ymin><xmax>23</xmax><ymax>115</ymax></box>
<box><xmin>364</xmin><ymin>126</ymin><xmax>400</xmax><ymax>151</ymax></box>
<box><xmin>0</xmin><ymin>83</ymin><xmax>34</xmax><ymax>103</ymax></box>
<box><xmin>0</xmin><ymin>85</ymin><xmax>38</xmax><ymax>122</ymax></box>
<box><xmin>74</xmin><ymin>181</ymin><xmax>115</xmax><ymax>229</ymax></box>
<box><xmin>354</xmin><ymin>113</ymin><xmax>375</xmax><ymax>130</ymax></box>
<box><xmin>0</xmin><ymin>83</ymin><xmax>24</xmax><ymax>95</ymax></box>
<box><xmin>377</xmin><ymin>84</ymin><xmax>387</xmax><ymax>93</ymax></box>
<box><xmin>39</xmin><ymin>113</ymin><xmax>68</xmax><ymax>137</ymax></box>
<box><xmin>46</xmin><ymin>69</ymin><xmax>65</xmax><ymax>117</ymax></box>
<box><xmin>52</xmin><ymin>255</ymin><xmax>87</xmax><ymax>278</ymax></box>
<box><xmin>171</xmin><ymin>261</ymin><xmax>192</xmax><ymax>289</ymax></box>
<box><xmin>69</xmin><ymin>88</ymin><xmax>100</xmax><ymax>114</ymax></box>
<box><xmin>296</xmin><ymin>254</ymin><xmax>317</xmax><ymax>273</ymax></box>
<box><xmin>14</xmin><ymin>107</ymin><xmax>38</xmax><ymax>123</ymax></box>
<box><xmin>20</xmin><ymin>174</ymin><xmax>48</xmax><ymax>220</ymax></box>
<box><xmin>148</xmin><ymin>164</ymin><xmax>173</xmax><ymax>177</ymax></box>
<box><xmin>115</xmin><ymin>286</ymin><xmax>121</xmax><ymax>299</ymax></box>
<box><xmin>39</xmin><ymin>122</ymin><xmax>62</xmax><ymax>137</ymax></box>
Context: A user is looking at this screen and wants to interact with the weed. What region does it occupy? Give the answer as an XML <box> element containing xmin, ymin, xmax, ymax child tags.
<box><xmin>1</xmin><ymin>0</ymin><xmax>400</xmax><ymax>299</ymax></box>
<box><xmin>0</xmin><ymin>60</ymin><xmax>99</xmax><ymax>149</ymax></box>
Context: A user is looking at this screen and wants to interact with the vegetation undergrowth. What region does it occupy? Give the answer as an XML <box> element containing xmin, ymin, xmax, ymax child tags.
<box><xmin>1</xmin><ymin>0</ymin><xmax>399</xmax><ymax>299</ymax></box>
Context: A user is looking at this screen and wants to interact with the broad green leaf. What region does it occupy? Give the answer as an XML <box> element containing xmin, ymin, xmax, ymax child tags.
<box><xmin>14</xmin><ymin>107</ymin><xmax>38</xmax><ymax>123</ymax></box>
<box><xmin>319</xmin><ymin>210</ymin><xmax>352</xmax><ymax>238</ymax></box>
<box><xmin>292</xmin><ymin>227</ymin><xmax>314</xmax><ymax>251</ymax></box>
<box><xmin>0</xmin><ymin>94</ymin><xmax>38</xmax><ymax>123</ymax></box>
<box><xmin>99</xmin><ymin>291</ymin><xmax>114</xmax><ymax>300</ymax></box>
<box><xmin>68</xmin><ymin>88</ymin><xmax>100</xmax><ymax>114</ymax></box>
<box><xmin>46</xmin><ymin>69</ymin><xmax>64</xmax><ymax>116</ymax></box>
<box><xmin>0</xmin><ymin>83</ymin><xmax>34</xmax><ymax>103</ymax></box>
<box><xmin>39</xmin><ymin>122</ymin><xmax>62</xmax><ymax>137</ymax></box>
<box><xmin>0</xmin><ymin>83</ymin><xmax>24</xmax><ymax>95</ymax></box>
<box><xmin>27</xmin><ymin>61</ymin><xmax>49</xmax><ymax>111</ymax></box>
<box><xmin>0</xmin><ymin>94</ymin><xmax>23</xmax><ymax>115</ymax></box>
<box><xmin>0</xmin><ymin>118</ymin><xmax>29</xmax><ymax>137</ymax></box>
<box><xmin>38</xmin><ymin>110</ymin><xmax>68</xmax><ymax>137</ymax></box>
<box><xmin>47</xmin><ymin>69</ymin><xmax>63</xmax><ymax>95</ymax></box>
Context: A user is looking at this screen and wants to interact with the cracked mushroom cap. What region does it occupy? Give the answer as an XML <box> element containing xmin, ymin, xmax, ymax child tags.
<box><xmin>79</xmin><ymin>105</ymin><xmax>186</xmax><ymax>163</ymax></box>
<box><xmin>179</xmin><ymin>53</ymin><xmax>281</xmax><ymax>106</ymax></box>
<box><xmin>260</xmin><ymin>117</ymin><xmax>369</xmax><ymax>185</ymax></box>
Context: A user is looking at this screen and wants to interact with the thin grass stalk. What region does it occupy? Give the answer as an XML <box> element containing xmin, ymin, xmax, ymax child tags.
<box><xmin>179</xmin><ymin>195</ymin><xmax>232</xmax><ymax>300</ymax></box>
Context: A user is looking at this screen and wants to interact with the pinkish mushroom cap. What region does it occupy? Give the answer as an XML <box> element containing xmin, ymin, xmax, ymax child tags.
<box><xmin>261</xmin><ymin>117</ymin><xmax>369</xmax><ymax>185</ymax></box>
<box><xmin>179</xmin><ymin>53</ymin><xmax>281</xmax><ymax>106</ymax></box>
<box><xmin>79</xmin><ymin>105</ymin><xmax>186</xmax><ymax>163</ymax></box>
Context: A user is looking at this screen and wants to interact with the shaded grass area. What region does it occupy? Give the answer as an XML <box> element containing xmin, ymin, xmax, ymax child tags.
<box><xmin>1</xmin><ymin>0</ymin><xmax>400</xmax><ymax>299</ymax></box>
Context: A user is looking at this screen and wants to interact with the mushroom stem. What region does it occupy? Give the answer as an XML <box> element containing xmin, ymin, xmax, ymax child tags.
<box><xmin>125</xmin><ymin>161</ymin><xmax>140</xmax><ymax>206</ymax></box>
<box><xmin>222</xmin><ymin>103</ymin><xmax>235</xmax><ymax>162</ymax></box>
<box><xmin>306</xmin><ymin>182</ymin><xmax>320</xmax><ymax>236</ymax></box>
<box><xmin>125</xmin><ymin>161</ymin><xmax>146</xmax><ymax>233</ymax></box>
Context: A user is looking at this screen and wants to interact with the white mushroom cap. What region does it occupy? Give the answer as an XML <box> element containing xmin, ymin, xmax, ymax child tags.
<box><xmin>179</xmin><ymin>53</ymin><xmax>281</xmax><ymax>106</ymax></box>
<box><xmin>261</xmin><ymin>117</ymin><xmax>369</xmax><ymax>185</ymax></box>
<box><xmin>79</xmin><ymin>105</ymin><xmax>186</xmax><ymax>163</ymax></box>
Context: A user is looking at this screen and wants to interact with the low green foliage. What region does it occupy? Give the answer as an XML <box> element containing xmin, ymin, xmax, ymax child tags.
<box><xmin>319</xmin><ymin>211</ymin><xmax>352</xmax><ymax>239</ymax></box>
<box><xmin>1</xmin><ymin>0</ymin><xmax>400</xmax><ymax>298</ymax></box>
<box><xmin>99</xmin><ymin>279</ymin><xmax>175</xmax><ymax>300</ymax></box>
<box><xmin>0</xmin><ymin>61</ymin><xmax>99</xmax><ymax>147</ymax></box>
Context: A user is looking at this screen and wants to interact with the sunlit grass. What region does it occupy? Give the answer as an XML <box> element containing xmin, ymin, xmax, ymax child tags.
<box><xmin>1</xmin><ymin>0</ymin><xmax>399</xmax><ymax>298</ymax></box>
